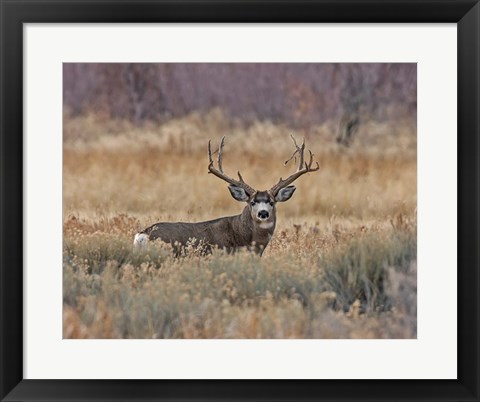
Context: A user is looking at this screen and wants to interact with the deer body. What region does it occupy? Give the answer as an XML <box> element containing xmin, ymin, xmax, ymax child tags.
<box><xmin>134</xmin><ymin>136</ymin><xmax>318</xmax><ymax>255</ymax></box>
<box><xmin>136</xmin><ymin>201</ymin><xmax>275</xmax><ymax>255</ymax></box>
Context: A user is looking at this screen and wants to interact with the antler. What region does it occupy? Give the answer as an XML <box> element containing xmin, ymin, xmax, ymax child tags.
<box><xmin>269</xmin><ymin>134</ymin><xmax>320</xmax><ymax>196</ymax></box>
<box><xmin>208</xmin><ymin>136</ymin><xmax>256</xmax><ymax>195</ymax></box>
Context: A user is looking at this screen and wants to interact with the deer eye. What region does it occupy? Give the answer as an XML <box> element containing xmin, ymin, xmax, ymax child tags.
<box><xmin>250</xmin><ymin>201</ymin><xmax>256</xmax><ymax>206</ymax></box>
<box><xmin>269</xmin><ymin>201</ymin><xmax>274</xmax><ymax>206</ymax></box>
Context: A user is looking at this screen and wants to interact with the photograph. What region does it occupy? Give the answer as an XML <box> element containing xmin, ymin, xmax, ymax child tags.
<box><xmin>2</xmin><ymin>0</ymin><xmax>479</xmax><ymax>398</ymax></box>
<box><xmin>62</xmin><ymin>62</ymin><xmax>417</xmax><ymax>339</ymax></box>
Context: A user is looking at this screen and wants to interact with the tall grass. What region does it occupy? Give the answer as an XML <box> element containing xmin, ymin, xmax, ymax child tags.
<box><xmin>321</xmin><ymin>229</ymin><xmax>416</xmax><ymax>313</ymax></box>
<box><xmin>63</xmin><ymin>218</ymin><xmax>416</xmax><ymax>338</ymax></box>
<box><xmin>63</xmin><ymin>112</ymin><xmax>417</xmax><ymax>338</ymax></box>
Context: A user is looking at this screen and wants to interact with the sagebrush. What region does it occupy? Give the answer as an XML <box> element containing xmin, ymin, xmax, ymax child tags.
<box><xmin>63</xmin><ymin>113</ymin><xmax>416</xmax><ymax>338</ymax></box>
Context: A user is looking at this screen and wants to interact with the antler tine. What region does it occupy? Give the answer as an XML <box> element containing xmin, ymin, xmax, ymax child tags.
<box><xmin>284</xmin><ymin>134</ymin><xmax>305</xmax><ymax>170</ymax></box>
<box><xmin>270</xmin><ymin>135</ymin><xmax>320</xmax><ymax>196</ymax></box>
<box><xmin>217</xmin><ymin>135</ymin><xmax>225</xmax><ymax>172</ymax></box>
<box><xmin>208</xmin><ymin>139</ymin><xmax>214</xmax><ymax>166</ymax></box>
<box><xmin>237</xmin><ymin>171</ymin><xmax>246</xmax><ymax>183</ymax></box>
<box><xmin>306</xmin><ymin>149</ymin><xmax>319</xmax><ymax>170</ymax></box>
<box><xmin>207</xmin><ymin>137</ymin><xmax>256</xmax><ymax>195</ymax></box>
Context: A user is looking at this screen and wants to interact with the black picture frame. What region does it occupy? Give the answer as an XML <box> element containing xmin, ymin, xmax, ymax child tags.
<box><xmin>1</xmin><ymin>1</ymin><xmax>479</xmax><ymax>401</ymax></box>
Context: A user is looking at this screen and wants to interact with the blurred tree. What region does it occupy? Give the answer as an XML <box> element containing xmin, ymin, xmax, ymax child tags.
<box><xmin>335</xmin><ymin>64</ymin><xmax>369</xmax><ymax>146</ymax></box>
<box><xmin>63</xmin><ymin>63</ymin><xmax>416</xmax><ymax>130</ymax></box>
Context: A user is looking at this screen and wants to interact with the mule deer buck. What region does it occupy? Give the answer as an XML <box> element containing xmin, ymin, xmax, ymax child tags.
<box><xmin>134</xmin><ymin>135</ymin><xmax>319</xmax><ymax>255</ymax></box>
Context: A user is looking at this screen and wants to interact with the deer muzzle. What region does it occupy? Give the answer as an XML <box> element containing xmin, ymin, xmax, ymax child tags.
<box><xmin>258</xmin><ymin>210</ymin><xmax>269</xmax><ymax>220</ymax></box>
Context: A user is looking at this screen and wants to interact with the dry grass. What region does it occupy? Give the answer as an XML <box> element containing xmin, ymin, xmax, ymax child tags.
<box><xmin>63</xmin><ymin>111</ymin><xmax>417</xmax><ymax>338</ymax></box>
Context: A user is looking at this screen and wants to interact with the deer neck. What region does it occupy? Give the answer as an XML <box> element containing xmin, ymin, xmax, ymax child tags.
<box><xmin>234</xmin><ymin>206</ymin><xmax>275</xmax><ymax>246</ymax></box>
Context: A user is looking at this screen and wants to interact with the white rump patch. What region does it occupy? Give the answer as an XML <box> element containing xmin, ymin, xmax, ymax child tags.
<box><xmin>133</xmin><ymin>233</ymin><xmax>149</xmax><ymax>247</ymax></box>
<box><xmin>258</xmin><ymin>221</ymin><xmax>274</xmax><ymax>229</ymax></box>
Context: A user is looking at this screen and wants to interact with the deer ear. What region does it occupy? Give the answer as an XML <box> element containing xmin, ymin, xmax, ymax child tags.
<box><xmin>275</xmin><ymin>185</ymin><xmax>296</xmax><ymax>202</ymax></box>
<box><xmin>228</xmin><ymin>185</ymin><xmax>250</xmax><ymax>202</ymax></box>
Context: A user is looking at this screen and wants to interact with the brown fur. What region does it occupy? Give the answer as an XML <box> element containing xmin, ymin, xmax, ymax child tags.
<box><xmin>140</xmin><ymin>192</ymin><xmax>276</xmax><ymax>256</ymax></box>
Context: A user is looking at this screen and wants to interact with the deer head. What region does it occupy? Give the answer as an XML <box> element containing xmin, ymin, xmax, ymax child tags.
<box><xmin>208</xmin><ymin>135</ymin><xmax>319</xmax><ymax>229</ymax></box>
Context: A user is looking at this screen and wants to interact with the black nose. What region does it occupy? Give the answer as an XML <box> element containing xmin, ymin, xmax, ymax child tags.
<box><xmin>258</xmin><ymin>210</ymin><xmax>269</xmax><ymax>219</ymax></box>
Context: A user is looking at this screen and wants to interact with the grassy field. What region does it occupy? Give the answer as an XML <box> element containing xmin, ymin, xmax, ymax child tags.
<box><xmin>63</xmin><ymin>111</ymin><xmax>417</xmax><ymax>338</ymax></box>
